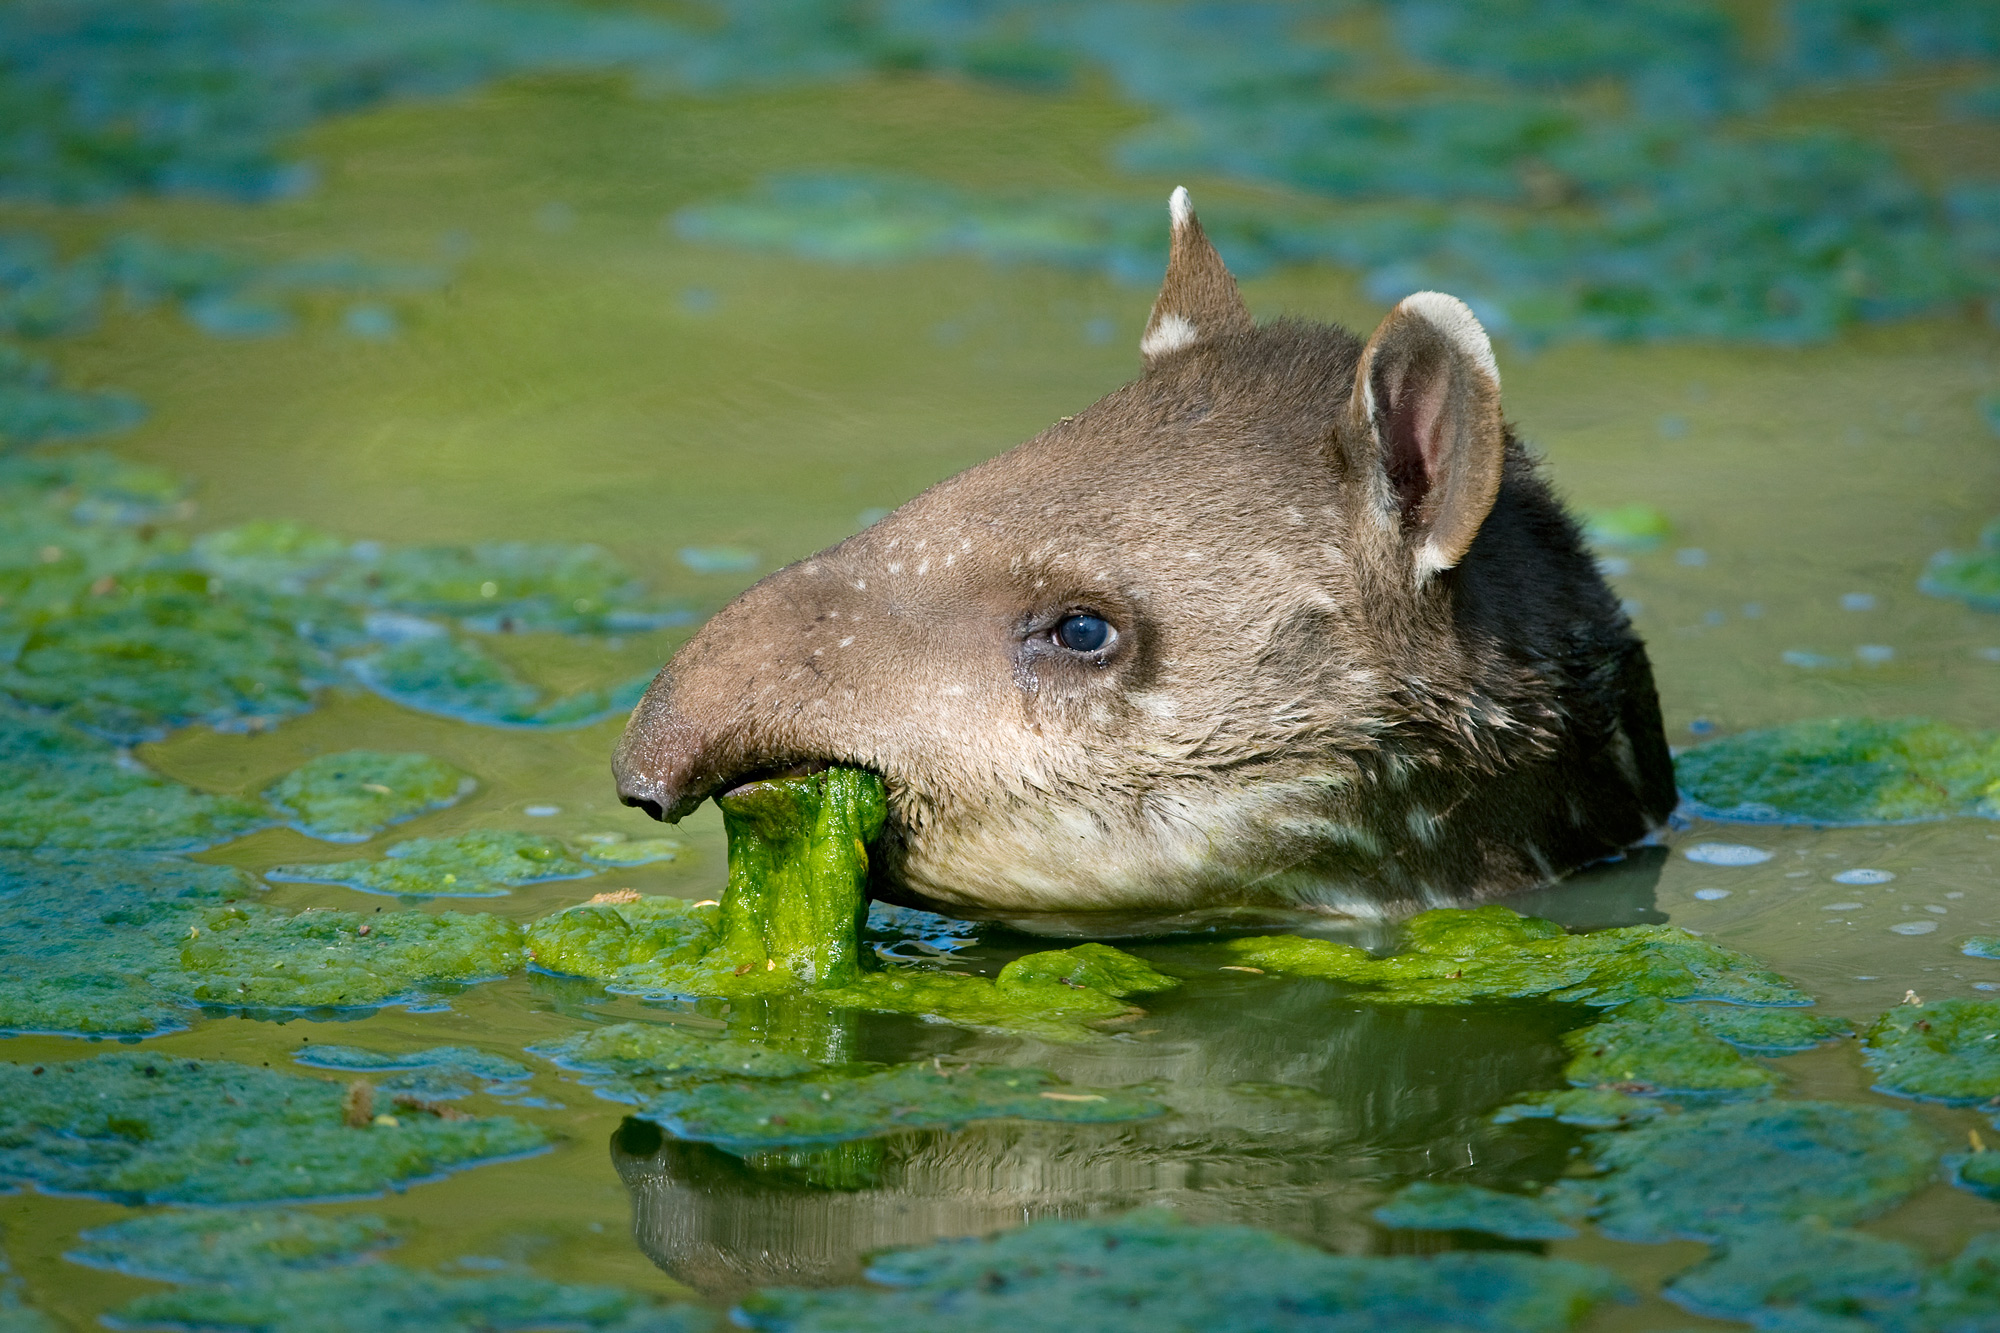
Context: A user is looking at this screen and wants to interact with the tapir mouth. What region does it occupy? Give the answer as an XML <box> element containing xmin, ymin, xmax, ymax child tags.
<box><xmin>716</xmin><ymin>758</ymin><xmax>832</xmax><ymax>802</ymax></box>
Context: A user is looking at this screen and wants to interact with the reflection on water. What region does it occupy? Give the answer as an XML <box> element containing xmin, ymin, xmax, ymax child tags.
<box><xmin>613</xmin><ymin>985</ymin><xmax>1578</xmax><ymax>1291</ymax></box>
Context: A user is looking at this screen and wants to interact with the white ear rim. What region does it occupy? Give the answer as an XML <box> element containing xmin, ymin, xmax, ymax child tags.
<box><xmin>1396</xmin><ymin>291</ymin><xmax>1500</xmax><ymax>389</ymax></box>
<box><xmin>1169</xmin><ymin>184</ymin><xmax>1193</xmax><ymax>229</ymax></box>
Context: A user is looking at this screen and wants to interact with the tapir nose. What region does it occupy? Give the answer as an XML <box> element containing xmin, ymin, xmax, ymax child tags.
<box><xmin>611</xmin><ymin>682</ymin><xmax>716</xmax><ymax>824</ymax></box>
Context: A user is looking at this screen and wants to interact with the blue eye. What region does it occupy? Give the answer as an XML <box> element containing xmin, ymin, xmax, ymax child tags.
<box><xmin>1055</xmin><ymin>614</ymin><xmax>1114</xmax><ymax>653</ymax></box>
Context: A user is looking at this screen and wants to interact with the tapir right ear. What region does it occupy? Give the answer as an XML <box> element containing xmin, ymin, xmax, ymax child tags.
<box><xmin>1140</xmin><ymin>187</ymin><xmax>1252</xmax><ymax>364</ymax></box>
<box><xmin>1343</xmin><ymin>292</ymin><xmax>1506</xmax><ymax>586</ymax></box>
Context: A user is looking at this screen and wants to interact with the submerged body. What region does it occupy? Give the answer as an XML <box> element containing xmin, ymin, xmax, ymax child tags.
<box><xmin>615</xmin><ymin>190</ymin><xmax>1676</xmax><ymax>920</ymax></box>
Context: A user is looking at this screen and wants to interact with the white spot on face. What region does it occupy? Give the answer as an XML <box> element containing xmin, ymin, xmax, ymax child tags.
<box><xmin>1141</xmin><ymin>312</ymin><xmax>1199</xmax><ymax>358</ymax></box>
<box><xmin>917</xmin><ymin>560</ymin><xmax>930</xmax><ymax>575</ymax></box>
<box><xmin>853</xmin><ymin>580</ymin><xmax>866</xmax><ymax>590</ymax></box>
<box><xmin>887</xmin><ymin>563</ymin><xmax>902</xmax><ymax>574</ymax></box>
<box><xmin>838</xmin><ymin>637</ymin><xmax>853</xmax><ymax>647</ymax></box>
<box><xmin>1396</xmin><ymin>290</ymin><xmax>1500</xmax><ymax>387</ymax></box>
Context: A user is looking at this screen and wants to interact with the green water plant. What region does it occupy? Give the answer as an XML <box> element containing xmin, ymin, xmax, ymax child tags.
<box><xmin>1862</xmin><ymin>997</ymin><xmax>2000</xmax><ymax>1103</ymax></box>
<box><xmin>264</xmin><ymin>749</ymin><xmax>475</xmax><ymax>841</ymax></box>
<box><xmin>0</xmin><ymin>704</ymin><xmax>271</xmax><ymax>852</ymax></box>
<box><xmin>0</xmin><ymin>1053</ymin><xmax>546</xmax><ymax>1204</ymax></box>
<box><xmin>737</xmin><ymin>1211</ymin><xmax>1626</xmax><ymax>1332</ymax></box>
<box><xmin>1674</xmin><ymin>717</ymin><xmax>2000</xmax><ymax>825</ymax></box>
<box><xmin>1224</xmin><ymin>905</ymin><xmax>1810</xmax><ymax>1008</ymax></box>
<box><xmin>68</xmin><ymin>1209</ymin><xmax>403</xmax><ymax>1283</ymax></box>
<box><xmin>291</xmin><ymin>1044</ymin><xmax>532</xmax><ymax>1099</ymax></box>
<box><xmin>526</xmin><ymin>768</ymin><xmax>1177</xmax><ymax>1040</ymax></box>
<box><xmin>176</xmin><ymin>903</ymin><xmax>523</xmax><ymax>1009</ymax></box>
<box><xmin>1559</xmin><ymin>997</ymin><xmax>1778</xmax><ymax>1097</ymax></box>
<box><xmin>1371</xmin><ymin>1182</ymin><xmax>1583</xmax><ymax>1240</ymax></box>
<box><xmin>348</xmin><ymin>633</ymin><xmax>651</xmax><ymax>729</ymax></box>
<box><xmin>267</xmin><ymin>830</ymin><xmax>595</xmax><ymax>898</ymax></box>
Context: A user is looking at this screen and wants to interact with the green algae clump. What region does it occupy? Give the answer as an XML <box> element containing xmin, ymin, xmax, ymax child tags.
<box><xmin>69</xmin><ymin>1209</ymin><xmax>403</xmax><ymax>1283</ymax></box>
<box><xmin>1492</xmin><ymin>1088</ymin><xmax>1665</xmax><ymax>1128</ymax></box>
<box><xmin>348</xmin><ymin>634</ymin><xmax>650</xmax><ymax>730</ymax></box>
<box><xmin>0</xmin><ymin>704</ymin><xmax>271</xmax><ymax>852</ymax></box>
<box><xmin>1862</xmin><ymin>998</ymin><xmax>2000</xmax><ymax>1103</ymax></box>
<box><xmin>1372</xmin><ymin>1182</ymin><xmax>1582</xmax><ymax>1240</ymax></box>
<box><xmin>1226</xmin><ymin>905</ymin><xmax>1809</xmax><ymax>1009</ymax></box>
<box><xmin>1674</xmin><ymin>717</ymin><xmax>2000</xmax><ymax>825</ymax></box>
<box><xmin>1568</xmin><ymin>1100</ymin><xmax>1935</xmax><ymax>1243</ymax></box>
<box><xmin>0</xmin><ymin>1053</ymin><xmax>546</xmax><ymax>1204</ymax></box>
<box><xmin>739</xmin><ymin>1212</ymin><xmax>1625</xmax><ymax>1333</ymax></box>
<box><xmin>1560</xmin><ymin>998</ymin><xmax>1777</xmax><ymax>1097</ymax></box>
<box><xmin>292</xmin><ymin>1044</ymin><xmax>531</xmax><ymax>1099</ymax></box>
<box><xmin>268</xmin><ymin>830</ymin><xmax>594</xmax><ymax>898</ymax></box>
<box><xmin>529</xmin><ymin>1021</ymin><xmax>820</xmax><ymax>1101</ymax></box>
<box><xmin>526</xmin><ymin>768</ymin><xmax>1175</xmax><ymax>1040</ymax></box>
<box><xmin>265</xmin><ymin>750</ymin><xmax>475</xmax><ymax>841</ymax></box>
<box><xmin>177</xmin><ymin>905</ymin><xmax>523</xmax><ymax>1009</ymax></box>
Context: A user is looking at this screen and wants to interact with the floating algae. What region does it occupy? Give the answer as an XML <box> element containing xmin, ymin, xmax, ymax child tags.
<box><xmin>177</xmin><ymin>903</ymin><xmax>523</xmax><ymax>1009</ymax></box>
<box><xmin>1559</xmin><ymin>998</ymin><xmax>1777</xmax><ymax>1097</ymax></box>
<box><xmin>70</xmin><ymin>1211</ymin><xmax>711</xmax><ymax>1333</ymax></box>
<box><xmin>0</xmin><ymin>849</ymin><xmax>527</xmax><ymax>1034</ymax></box>
<box><xmin>0</xmin><ymin>348</ymin><xmax>143</xmax><ymax>446</ymax></box>
<box><xmin>1694</xmin><ymin>1005</ymin><xmax>1851</xmax><ymax>1052</ymax></box>
<box><xmin>526</xmin><ymin>769</ymin><xmax>1178</xmax><ymax>1040</ymax></box>
<box><xmin>0</xmin><ymin>1053</ymin><xmax>546</xmax><ymax>1204</ymax></box>
<box><xmin>0</xmin><ymin>850</ymin><xmax>264</xmax><ymax>1036</ymax></box>
<box><xmin>348</xmin><ymin>633</ymin><xmax>651</xmax><ymax>730</ymax></box>
<box><xmin>1224</xmin><ymin>905</ymin><xmax>1810</xmax><ymax>1008</ymax></box>
<box><xmin>577</xmin><ymin>832</ymin><xmax>683</xmax><ymax>866</ymax></box>
<box><xmin>293</xmin><ymin>1045</ymin><xmax>532</xmax><ymax>1100</ymax></box>
<box><xmin>0</xmin><ymin>448</ymin><xmax>188</xmax><ymax>525</ymax></box>
<box><xmin>264</xmin><ymin>750</ymin><xmax>475</xmax><ymax>842</ymax></box>
<box><xmin>1674</xmin><ymin>717</ymin><xmax>2000</xmax><ymax>825</ymax></box>
<box><xmin>1581</xmin><ymin>504</ymin><xmax>1673</xmax><ymax>553</ymax></box>
<box><xmin>1492</xmin><ymin>1088</ymin><xmax>1665</xmax><ymax>1128</ymax></box>
<box><xmin>0</xmin><ymin>705</ymin><xmax>271</xmax><ymax>852</ymax></box>
<box><xmin>69</xmin><ymin>1209</ymin><xmax>403</xmax><ymax>1283</ymax></box>
<box><xmin>1920</xmin><ymin>517</ymin><xmax>2000</xmax><ymax>612</ymax></box>
<box><xmin>1564</xmin><ymin>1100</ymin><xmax>1935</xmax><ymax>1243</ymax></box>
<box><xmin>0</xmin><ymin>1235</ymin><xmax>55</xmax><ymax>1333</ymax></box>
<box><xmin>268</xmin><ymin>830</ymin><xmax>596</xmax><ymax>898</ymax></box>
<box><xmin>737</xmin><ymin>1212</ymin><xmax>1626</xmax><ymax>1333</ymax></box>
<box><xmin>1862</xmin><ymin>998</ymin><xmax>2000</xmax><ymax>1103</ymax></box>
<box><xmin>530</xmin><ymin>1021</ymin><xmax>820</xmax><ymax>1101</ymax></box>
<box><xmin>1371</xmin><ymin>1182</ymin><xmax>1582</xmax><ymax>1241</ymax></box>
<box><xmin>1661</xmin><ymin>1221</ymin><xmax>2000</xmax><ymax>1330</ymax></box>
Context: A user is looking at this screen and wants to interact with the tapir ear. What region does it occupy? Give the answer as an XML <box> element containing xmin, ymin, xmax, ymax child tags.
<box><xmin>1140</xmin><ymin>187</ymin><xmax>1252</xmax><ymax>364</ymax></box>
<box><xmin>1344</xmin><ymin>292</ymin><xmax>1506</xmax><ymax>585</ymax></box>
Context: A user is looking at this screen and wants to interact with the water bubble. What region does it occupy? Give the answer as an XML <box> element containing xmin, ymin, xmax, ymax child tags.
<box><xmin>342</xmin><ymin>304</ymin><xmax>398</xmax><ymax>340</ymax></box>
<box><xmin>1685</xmin><ymin>843</ymin><xmax>1773</xmax><ymax>866</ymax></box>
<box><xmin>1824</xmin><ymin>902</ymin><xmax>1864</xmax><ymax>911</ymax></box>
<box><xmin>1783</xmin><ymin>650</ymin><xmax>1845</xmax><ymax>669</ymax></box>
<box><xmin>1693</xmin><ymin>888</ymin><xmax>1731</xmax><ymax>900</ymax></box>
<box><xmin>1688</xmin><ymin>717</ymin><xmax>1716</xmax><ymax>735</ymax></box>
<box><xmin>1834</xmin><ymin>868</ymin><xmax>1895</xmax><ymax>885</ymax></box>
<box><xmin>1889</xmin><ymin>921</ymin><xmax>1937</xmax><ymax>935</ymax></box>
<box><xmin>1855</xmin><ymin>644</ymin><xmax>1895</xmax><ymax>665</ymax></box>
<box><xmin>1841</xmin><ymin>592</ymin><xmax>1877</xmax><ymax>611</ymax></box>
<box><xmin>522</xmin><ymin>804</ymin><xmax>560</xmax><ymax>817</ymax></box>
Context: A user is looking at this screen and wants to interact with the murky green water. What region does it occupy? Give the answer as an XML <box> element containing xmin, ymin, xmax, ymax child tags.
<box><xmin>4</xmin><ymin>41</ymin><xmax>2000</xmax><ymax>1333</ymax></box>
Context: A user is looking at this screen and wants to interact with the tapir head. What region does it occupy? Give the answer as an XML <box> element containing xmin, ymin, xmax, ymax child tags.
<box><xmin>615</xmin><ymin>189</ymin><xmax>1676</xmax><ymax>919</ymax></box>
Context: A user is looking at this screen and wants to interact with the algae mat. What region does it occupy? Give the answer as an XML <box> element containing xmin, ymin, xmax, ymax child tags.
<box><xmin>3</xmin><ymin>1</ymin><xmax>2000</xmax><ymax>1330</ymax></box>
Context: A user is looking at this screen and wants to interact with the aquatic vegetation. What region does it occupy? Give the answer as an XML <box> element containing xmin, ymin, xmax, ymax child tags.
<box><xmin>293</xmin><ymin>1044</ymin><xmax>532</xmax><ymax>1100</ymax></box>
<box><xmin>0</xmin><ymin>345</ymin><xmax>143</xmax><ymax>446</ymax></box>
<box><xmin>1862</xmin><ymin>998</ymin><xmax>2000</xmax><ymax>1103</ymax></box>
<box><xmin>348</xmin><ymin>633</ymin><xmax>651</xmax><ymax>729</ymax></box>
<box><xmin>0</xmin><ymin>1052</ymin><xmax>546</xmax><ymax>1203</ymax></box>
<box><xmin>1947</xmin><ymin>1150</ymin><xmax>2000</xmax><ymax>1201</ymax></box>
<box><xmin>0</xmin><ymin>705</ymin><xmax>271</xmax><ymax>852</ymax></box>
<box><xmin>1372</xmin><ymin>1181</ymin><xmax>1581</xmax><ymax>1240</ymax></box>
<box><xmin>1561</xmin><ymin>998</ymin><xmax>1777</xmax><ymax>1096</ymax></box>
<box><xmin>577</xmin><ymin>832</ymin><xmax>682</xmax><ymax>866</ymax></box>
<box><xmin>0</xmin><ymin>849</ymin><xmax>261</xmax><ymax>1036</ymax></box>
<box><xmin>75</xmin><ymin>1211</ymin><xmax>711</xmax><ymax>1333</ymax></box>
<box><xmin>1920</xmin><ymin>517</ymin><xmax>2000</xmax><ymax>612</ymax></box>
<box><xmin>264</xmin><ymin>749</ymin><xmax>475</xmax><ymax>841</ymax></box>
<box><xmin>1675</xmin><ymin>717</ymin><xmax>2000</xmax><ymax>824</ymax></box>
<box><xmin>1693</xmin><ymin>1004</ymin><xmax>1850</xmax><ymax>1052</ymax></box>
<box><xmin>0</xmin><ymin>0</ymin><xmax>680</xmax><ymax>204</ymax></box>
<box><xmin>530</xmin><ymin>1020</ymin><xmax>820</xmax><ymax>1101</ymax></box>
<box><xmin>1226</xmin><ymin>906</ymin><xmax>1809</xmax><ymax>1008</ymax></box>
<box><xmin>649</xmin><ymin>1063</ymin><xmax>1164</xmax><ymax>1152</ymax></box>
<box><xmin>739</xmin><ymin>1212</ymin><xmax>1626</xmax><ymax>1332</ymax></box>
<box><xmin>268</xmin><ymin>830</ymin><xmax>596</xmax><ymax>898</ymax></box>
<box><xmin>69</xmin><ymin>1209</ymin><xmax>403</xmax><ymax>1283</ymax></box>
<box><xmin>0</xmin><ymin>575</ymin><xmax>342</xmax><ymax>742</ymax></box>
<box><xmin>177</xmin><ymin>903</ymin><xmax>523</xmax><ymax>1008</ymax></box>
<box><xmin>1567</xmin><ymin>1100</ymin><xmax>1935</xmax><ymax>1242</ymax></box>
<box><xmin>0</xmin><ymin>1238</ymin><xmax>54</xmax><ymax>1333</ymax></box>
<box><xmin>0</xmin><ymin>448</ymin><xmax>188</xmax><ymax>524</ymax></box>
<box><xmin>1662</xmin><ymin>1221</ymin><xmax>2000</xmax><ymax>1331</ymax></box>
<box><xmin>1492</xmin><ymin>1088</ymin><xmax>1665</xmax><ymax>1128</ymax></box>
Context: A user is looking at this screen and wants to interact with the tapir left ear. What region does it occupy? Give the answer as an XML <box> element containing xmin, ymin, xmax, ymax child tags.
<box><xmin>1344</xmin><ymin>292</ymin><xmax>1506</xmax><ymax>585</ymax></box>
<box><xmin>1141</xmin><ymin>187</ymin><xmax>1252</xmax><ymax>363</ymax></box>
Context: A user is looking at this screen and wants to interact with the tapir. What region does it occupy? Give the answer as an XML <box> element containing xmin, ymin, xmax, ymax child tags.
<box><xmin>614</xmin><ymin>188</ymin><xmax>1677</xmax><ymax>920</ymax></box>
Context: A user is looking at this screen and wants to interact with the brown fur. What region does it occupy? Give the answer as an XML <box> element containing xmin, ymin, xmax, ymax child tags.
<box><xmin>615</xmin><ymin>194</ymin><xmax>1676</xmax><ymax>921</ymax></box>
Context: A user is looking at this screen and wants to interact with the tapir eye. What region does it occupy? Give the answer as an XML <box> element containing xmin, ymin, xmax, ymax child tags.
<box><xmin>1054</xmin><ymin>614</ymin><xmax>1115</xmax><ymax>653</ymax></box>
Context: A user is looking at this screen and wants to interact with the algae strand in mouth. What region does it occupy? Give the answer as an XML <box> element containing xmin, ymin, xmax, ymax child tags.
<box><xmin>714</xmin><ymin>767</ymin><xmax>887</xmax><ymax>988</ymax></box>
